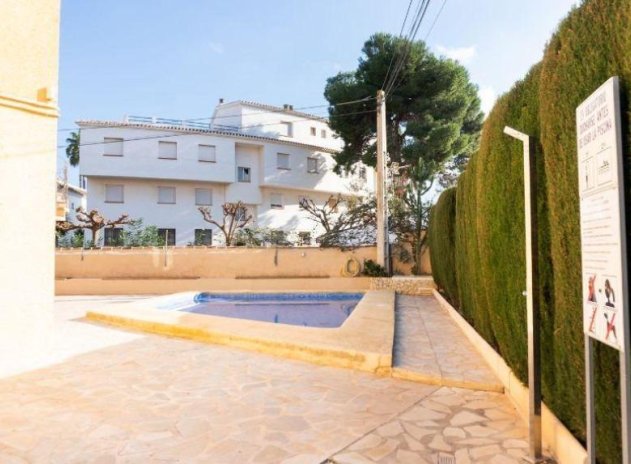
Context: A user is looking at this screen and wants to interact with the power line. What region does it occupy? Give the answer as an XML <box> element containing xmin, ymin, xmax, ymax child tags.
<box><xmin>385</xmin><ymin>0</ymin><xmax>431</xmax><ymax>96</ymax></box>
<box><xmin>383</xmin><ymin>0</ymin><xmax>432</xmax><ymax>97</ymax></box>
<box><xmin>56</xmin><ymin>96</ymin><xmax>375</xmax><ymax>133</ymax></box>
<box><xmin>424</xmin><ymin>0</ymin><xmax>448</xmax><ymax>41</ymax></box>
<box><xmin>56</xmin><ymin>108</ymin><xmax>377</xmax><ymax>150</ymax></box>
<box><xmin>381</xmin><ymin>0</ymin><xmax>415</xmax><ymax>90</ymax></box>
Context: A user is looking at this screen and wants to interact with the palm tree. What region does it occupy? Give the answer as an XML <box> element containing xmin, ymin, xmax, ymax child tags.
<box><xmin>65</xmin><ymin>131</ymin><xmax>80</xmax><ymax>166</ymax></box>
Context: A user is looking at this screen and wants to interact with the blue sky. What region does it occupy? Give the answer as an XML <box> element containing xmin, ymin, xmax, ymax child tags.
<box><xmin>57</xmin><ymin>0</ymin><xmax>578</xmax><ymax>182</ymax></box>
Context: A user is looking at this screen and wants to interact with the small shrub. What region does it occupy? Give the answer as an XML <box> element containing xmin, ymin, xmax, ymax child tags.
<box><xmin>362</xmin><ymin>259</ymin><xmax>387</xmax><ymax>277</ymax></box>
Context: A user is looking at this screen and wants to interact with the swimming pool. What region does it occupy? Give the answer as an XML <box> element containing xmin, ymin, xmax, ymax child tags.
<box><xmin>165</xmin><ymin>292</ymin><xmax>363</xmax><ymax>328</ymax></box>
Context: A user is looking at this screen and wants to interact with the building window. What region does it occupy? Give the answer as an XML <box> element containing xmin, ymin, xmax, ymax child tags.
<box><xmin>194</xmin><ymin>229</ymin><xmax>212</xmax><ymax>246</ymax></box>
<box><xmin>359</xmin><ymin>166</ymin><xmax>367</xmax><ymax>180</ymax></box>
<box><xmin>195</xmin><ymin>188</ymin><xmax>213</xmax><ymax>206</ymax></box>
<box><xmin>321</xmin><ymin>129</ymin><xmax>327</xmax><ymax>138</ymax></box>
<box><xmin>158</xmin><ymin>228</ymin><xmax>176</xmax><ymax>246</ymax></box>
<box><xmin>310</xmin><ymin>127</ymin><xmax>316</xmax><ymax>136</ymax></box>
<box><xmin>158</xmin><ymin>141</ymin><xmax>177</xmax><ymax>159</ymax></box>
<box><xmin>158</xmin><ymin>186</ymin><xmax>176</xmax><ymax>204</ymax></box>
<box><xmin>280</xmin><ymin>121</ymin><xmax>293</xmax><ymax>137</ymax></box>
<box><xmin>104</xmin><ymin>184</ymin><xmax>124</xmax><ymax>203</ymax></box>
<box><xmin>307</xmin><ymin>157</ymin><xmax>318</xmax><ymax>174</ymax></box>
<box><xmin>103</xmin><ymin>137</ymin><xmax>123</xmax><ymax>156</ymax></box>
<box><xmin>277</xmin><ymin>153</ymin><xmax>290</xmax><ymax>170</ymax></box>
<box><xmin>235</xmin><ymin>205</ymin><xmax>248</xmax><ymax>221</ymax></box>
<box><xmin>198</xmin><ymin>144</ymin><xmax>216</xmax><ymax>162</ymax></box>
<box><xmin>104</xmin><ymin>228</ymin><xmax>124</xmax><ymax>246</ymax></box>
<box><xmin>270</xmin><ymin>193</ymin><xmax>283</xmax><ymax>209</ymax></box>
<box><xmin>237</xmin><ymin>166</ymin><xmax>251</xmax><ymax>182</ymax></box>
<box><xmin>270</xmin><ymin>230</ymin><xmax>288</xmax><ymax>245</ymax></box>
<box><xmin>298</xmin><ymin>231</ymin><xmax>311</xmax><ymax>246</ymax></box>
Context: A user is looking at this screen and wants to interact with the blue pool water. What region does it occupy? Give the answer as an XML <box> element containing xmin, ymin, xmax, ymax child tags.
<box><xmin>179</xmin><ymin>292</ymin><xmax>363</xmax><ymax>328</ymax></box>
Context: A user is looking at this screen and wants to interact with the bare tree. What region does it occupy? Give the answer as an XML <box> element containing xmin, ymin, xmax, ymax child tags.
<box><xmin>198</xmin><ymin>201</ymin><xmax>252</xmax><ymax>246</ymax></box>
<box><xmin>56</xmin><ymin>208</ymin><xmax>132</xmax><ymax>246</ymax></box>
<box><xmin>299</xmin><ymin>194</ymin><xmax>376</xmax><ymax>248</ymax></box>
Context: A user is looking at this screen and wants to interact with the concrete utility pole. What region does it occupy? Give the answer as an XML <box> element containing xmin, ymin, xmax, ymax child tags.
<box><xmin>376</xmin><ymin>90</ymin><xmax>389</xmax><ymax>273</ymax></box>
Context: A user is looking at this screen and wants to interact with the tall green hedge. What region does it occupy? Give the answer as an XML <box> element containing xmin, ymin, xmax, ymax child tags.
<box><xmin>428</xmin><ymin>0</ymin><xmax>631</xmax><ymax>461</ymax></box>
<box><xmin>428</xmin><ymin>188</ymin><xmax>459</xmax><ymax>307</ymax></box>
<box><xmin>537</xmin><ymin>1</ymin><xmax>631</xmax><ymax>459</ymax></box>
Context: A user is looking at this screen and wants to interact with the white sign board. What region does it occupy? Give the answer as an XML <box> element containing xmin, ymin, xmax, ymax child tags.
<box><xmin>577</xmin><ymin>76</ymin><xmax>628</xmax><ymax>351</ymax></box>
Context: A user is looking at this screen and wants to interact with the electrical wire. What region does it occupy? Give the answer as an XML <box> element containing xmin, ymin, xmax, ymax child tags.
<box><xmin>385</xmin><ymin>0</ymin><xmax>431</xmax><ymax>96</ymax></box>
<box><xmin>424</xmin><ymin>0</ymin><xmax>447</xmax><ymax>41</ymax></box>
<box><xmin>381</xmin><ymin>0</ymin><xmax>415</xmax><ymax>90</ymax></box>
<box><xmin>383</xmin><ymin>0</ymin><xmax>432</xmax><ymax>97</ymax></box>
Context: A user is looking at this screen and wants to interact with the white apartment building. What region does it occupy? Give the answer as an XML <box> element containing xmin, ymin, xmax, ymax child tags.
<box><xmin>56</xmin><ymin>180</ymin><xmax>87</xmax><ymax>223</ymax></box>
<box><xmin>78</xmin><ymin>100</ymin><xmax>374</xmax><ymax>246</ymax></box>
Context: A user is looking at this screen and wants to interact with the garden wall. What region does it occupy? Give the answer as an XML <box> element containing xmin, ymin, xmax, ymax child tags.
<box><xmin>428</xmin><ymin>0</ymin><xmax>631</xmax><ymax>462</ymax></box>
<box><xmin>56</xmin><ymin>245</ymin><xmax>430</xmax><ymax>281</ymax></box>
<box><xmin>56</xmin><ymin>246</ymin><xmax>378</xmax><ymax>280</ymax></box>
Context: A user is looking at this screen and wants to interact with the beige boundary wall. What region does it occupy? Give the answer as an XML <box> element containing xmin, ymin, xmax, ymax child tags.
<box><xmin>56</xmin><ymin>246</ymin><xmax>378</xmax><ymax>280</ymax></box>
<box><xmin>55</xmin><ymin>246</ymin><xmax>432</xmax><ymax>295</ymax></box>
<box><xmin>433</xmin><ymin>290</ymin><xmax>587</xmax><ymax>464</ymax></box>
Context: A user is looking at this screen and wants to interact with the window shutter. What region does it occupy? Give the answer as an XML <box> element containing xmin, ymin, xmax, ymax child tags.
<box><xmin>277</xmin><ymin>153</ymin><xmax>290</xmax><ymax>169</ymax></box>
<box><xmin>105</xmin><ymin>185</ymin><xmax>124</xmax><ymax>203</ymax></box>
<box><xmin>104</xmin><ymin>138</ymin><xmax>123</xmax><ymax>156</ymax></box>
<box><xmin>198</xmin><ymin>144</ymin><xmax>216</xmax><ymax>162</ymax></box>
<box><xmin>270</xmin><ymin>193</ymin><xmax>283</xmax><ymax>209</ymax></box>
<box><xmin>158</xmin><ymin>186</ymin><xmax>176</xmax><ymax>204</ymax></box>
<box><xmin>195</xmin><ymin>188</ymin><xmax>212</xmax><ymax>205</ymax></box>
<box><xmin>158</xmin><ymin>141</ymin><xmax>177</xmax><ymax>159</ymax></box>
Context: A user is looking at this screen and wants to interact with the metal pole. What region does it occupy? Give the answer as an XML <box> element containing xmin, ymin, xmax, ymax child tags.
<box><xmin>376</xmin><ymin>90</ymin><xmax>388</xmax><ymax>271</ymax></box>
<box><xmin>503</xmin><ymin>126</ymin><xmax>547</xmax><ymax>463</ymax></box>
<box><xmin>164</xmin><ymin>230</ymin><xmax>168</xmax><ymax>267</ymax></box>
<box><xmin>585</xmin><ymin>335</ymin><xmax>596</xmax><ymax>464</ymax></box>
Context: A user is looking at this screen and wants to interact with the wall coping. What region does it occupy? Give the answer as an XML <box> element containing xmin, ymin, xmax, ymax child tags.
<box><xmin>432</xmin><ymin>289</ymin><xmax>587</xmax><ymax>464</ymax></box>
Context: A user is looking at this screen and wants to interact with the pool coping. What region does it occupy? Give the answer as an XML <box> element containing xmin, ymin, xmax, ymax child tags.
<box><xmin>86</xmin><ymin>290</ymin><xmax>395</xmax><ymax>374</ymax></box>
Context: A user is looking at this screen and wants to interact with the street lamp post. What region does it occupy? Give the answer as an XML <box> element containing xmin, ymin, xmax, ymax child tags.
<box><xmin>503</xmin><ymin>126</ymin><xmax>550</xmax><ymax>464</ymax></box>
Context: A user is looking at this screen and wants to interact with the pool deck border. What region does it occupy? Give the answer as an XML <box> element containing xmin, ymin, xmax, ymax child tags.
<box><xmin>86</xmin><ymin>290</ymin><xmax>395</xmax><ymax>374</ymax></box>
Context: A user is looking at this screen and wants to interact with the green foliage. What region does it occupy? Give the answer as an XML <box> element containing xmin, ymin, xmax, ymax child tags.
<box><xmin>427</xmin><ymin>187</ymin><xmax>458</xmax><ymax>307</ymax></box>
<box><xmin>537</xmin><ymin>1</ymin><xmax>631</xmax><ymax>460</ymax></box>
<box><xmin>389</xmin><ymin>158</ymin><xmax>433</xmax><ymax>275</ymax></box>
<box><xmin>121</xmin><ymin>219</ymin><xmax>165</xmax><ymax>247</ymax></box>
<box><xmin>362</xmin><ymin>259</ymin><xmax>387</xmax><ymax>277</ymax></box>
<box><xmin>65</xmin><ymin>131</ymin><xmax>80</xmax><ymax>167</ymax></box>
<box><xmin>324</xmin><ymin>33</ymin><xmax>483</xmax><ymax>173</ymax></box>
<box><xmin>428</xmin><ymin>1</ymin><xmax>631</xmax><ymax>461</ymax></box>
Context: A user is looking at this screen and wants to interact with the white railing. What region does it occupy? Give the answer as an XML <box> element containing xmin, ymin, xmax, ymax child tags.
<box><xmin>125</xmin><ymin>115</ymin><xmax>210</xmax><ymax>130</ymax></box>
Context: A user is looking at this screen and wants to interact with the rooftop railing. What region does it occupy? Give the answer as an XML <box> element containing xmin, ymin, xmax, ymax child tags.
<box><xmin>125</xmin><ymin>115</ymin><xmax>211</xmax><ymax>130</ymax></box>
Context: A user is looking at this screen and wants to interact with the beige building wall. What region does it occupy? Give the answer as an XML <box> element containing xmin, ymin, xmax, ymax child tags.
<box><xmin>0</xmin><ymin>0</ymin><xmax>61</xmax><ymax>376</ymax></box>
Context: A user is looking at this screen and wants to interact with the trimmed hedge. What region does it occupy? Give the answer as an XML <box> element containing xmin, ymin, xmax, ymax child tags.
<box><xmin>428</xmin><ymin>0</ymin><xmax>631</xmax><ymax>461</ymax></box>
<box><xmin>427</xmin><ymin>188</ymin><xmax>459</xmax><ymax>307</ymax></box>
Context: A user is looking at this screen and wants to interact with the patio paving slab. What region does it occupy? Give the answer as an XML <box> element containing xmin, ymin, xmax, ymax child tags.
<box><xmin>0</xmin><ymin>297</ymin><xmax>434</xmax><ymax>464</ymax></box>
<box><xmin>328</xmin><ymin>386</ymin><xmax>529</xmax><ymax>464</ymax></box>
<box><xmin>392</xmin><ymin>295</ymin><xmax>503</xmax><ymax>392</ymax></box>
<box><xmin>0</xmin><ymin>296</ymin><xmax>528</xmax><ymax>463</ymax></box>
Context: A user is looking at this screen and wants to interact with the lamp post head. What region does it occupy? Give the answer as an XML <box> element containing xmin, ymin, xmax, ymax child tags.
<box><xmin>504</xmin><ymin>126</ymin><xmax>530</xmax><ymax>143</ymax></box>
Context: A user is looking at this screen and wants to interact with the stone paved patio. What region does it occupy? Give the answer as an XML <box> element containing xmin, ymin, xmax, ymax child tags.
<box><xmin>392</xmin><ymin>295</ymin><xmax>502</xmax><ymax>392</ymax></box>
<box><xmin>0</xmin><ymin>295</ymin><xmax>530</xmax><ymax>463</ymax></box>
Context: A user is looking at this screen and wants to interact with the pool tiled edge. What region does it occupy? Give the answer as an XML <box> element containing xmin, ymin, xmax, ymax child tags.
<box><xmin>86</xmin><ymin>290</ymin><xmax>395</xmax><ymax>374</ymax></box>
